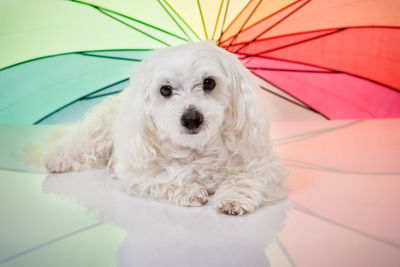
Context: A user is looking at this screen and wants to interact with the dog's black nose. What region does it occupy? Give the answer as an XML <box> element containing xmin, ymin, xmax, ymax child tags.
<box><xmin>181</xmin><ymin>107</ymin><xmax>204</xmax><ymax>130</ymax></box>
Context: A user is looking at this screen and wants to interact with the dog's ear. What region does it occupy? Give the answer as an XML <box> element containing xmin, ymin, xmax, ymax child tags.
<box><xmin>212</xmin><ymin>44</ymin><xmax>269</xmax><ymax>150</ymax></box>
<box><xmin>114</xmin><ymin>61</ymin><xmax>158</xmax><ymax>170</ymax></box>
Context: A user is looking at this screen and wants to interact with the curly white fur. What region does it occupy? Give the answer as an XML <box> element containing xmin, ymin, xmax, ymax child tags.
<box><xmin>44</xmin><ymin>41</ymin><xmax>287</xmax><ymax>215</ymax></box>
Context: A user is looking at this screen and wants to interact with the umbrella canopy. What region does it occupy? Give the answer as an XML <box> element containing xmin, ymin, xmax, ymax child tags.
<box><xmin>1</xmin><ymin>2</ymin><xmax>400</xmax><ymax>266</ymax></box>
<box><xmin>220</xmin><ymin>0</ymin><xmax>400</xmax><ymax>119</ymax></box>
<box><xmin>1</xmin><ymin>0</ymin><xmax>399</xmax><ymax>124</ymax></box>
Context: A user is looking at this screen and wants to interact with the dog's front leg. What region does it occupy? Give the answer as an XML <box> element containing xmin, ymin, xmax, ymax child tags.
<box><xmin>128</xmin><ymin>181</ymin><xmax>208</xmax><ymax>207</ymax></box>
<box><xmin>118</xmin><ymin>167</ymin><xmax>209</xmax><ymax>207</ymax></box>
<box><xmin>212</xmin><ymin>178</ymin><xmax>259</xmax><ymax>216</ymax></box>
<box><xmin>166</xmin><ymin>182</ymin><xmax>208</xmax><ymax>207</ymax></box>
<box><xmin>213</xmin><ymin>161</ymin><xmax>287</xmax><ymax>215</ymax></box>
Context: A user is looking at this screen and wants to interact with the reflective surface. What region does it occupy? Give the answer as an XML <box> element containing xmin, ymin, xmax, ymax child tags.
<box><xmin>44</xmin><ymin>170</ymin><xmax>288</xmax><ymax>267</ymax></box>
<box><xmin>1</xmin><ymin>118</ymin><xmax>400</xmax><ymax>266</ymax></box>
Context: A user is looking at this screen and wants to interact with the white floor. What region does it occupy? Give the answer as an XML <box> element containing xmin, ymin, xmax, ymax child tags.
<box><xmin>1</xmin><ymin>118</ymin><xmax>399</xmax><ymax>266</ymax></box>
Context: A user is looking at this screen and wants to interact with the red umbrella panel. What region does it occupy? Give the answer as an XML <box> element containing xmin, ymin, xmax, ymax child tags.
<box><xmin>219</xmin><ymin>0</ymin><xmax>400</xmax><ymax>119</ymax></box>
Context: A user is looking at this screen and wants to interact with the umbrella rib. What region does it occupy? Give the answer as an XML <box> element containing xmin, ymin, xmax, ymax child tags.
<box><xmin>226</xmin><ymin>0</ymin><xmax>262</xmax><ymax>50</ymax></box>
<box><xmin>242</xmin><ymin>28</ymin><xmax>344</xmax><ymax>57</ymax></box>
<box><xmin>248</xmin><ymin>66</ymin><xmax>336</xmax><ymax>73</ymax></box>
<box><xmin>284</xmin><ymin>158</ymin><xmax>400</xmax><ymax>176</ymax></box>
<box><xmin>220</xmin><ymin>0</ymin><xmax>304</xmax><ymax>46</ymax></box>
<box><xmin>0</xmin><ymin>222</ymin><xmax>105</xmax><ymax>265</ymax></box>
<box><xmin>34</xmin><ymin>78</ymin><xmax>129</xmax><ymax>125</ymax></box>
<box><xmin>234</xmin><ymin>0</ymin><xmax>312</xmax><ymax>53</ymax></box>
<box><xmin>230</xmin><ymin>25</ymin><xmax>400</xmax><ymax>47</ymax></box>
<box><xmin>156</xmin><ymin>0</ymin><xmax>191</xmax><ymax>41</ymax></box>
<box><xmin>74</xmin><ymin>77</ymin><xmax>129</xmax><ymax>99</ymax></box>
<box><xmin>217</xmin><ymin>0</ymin><xmax>231</xmax><ymax>45</ymax></box>
<box><xmin>196</xmin><ymin>0</ymin><xmax>208</xmax><ymax>39</ymax></box>
<box><xmin>83</xmin><ymin>89</ymin><xmax>123</xmax><ymax>100</ymax></box>
<box><xmin>96</xmin><ymin>7</ymin><xmax>171</xmax><ymax>47</ymax></box>
<box><xmin>275</xmin><ymin>238</ymin><xmax>296</xmax><ymax>267</ymax></box>
<box><xmin>252</xmin><ymin>71</ymin><xmax>330</xmax><ymax>119</ymax></box>
<box><xmin>259</xmin><ymin>85</ymin><xmax>311</xmax><ymax>110</ymax></box>
<box><xmin>254</xmin><ymin>75</ymin><xmax>317</xmax><ymax>110</ymax></box>
<box><xmin>238</xmin><ymin>26</ymin><xmax>400</xmax><ymax>91</ymax></box>
<box><xmin>0</xmin><ymin>49</ymin><xmax>152</xmax><ymax>72</ymax></box>
<box><xmin>255</xmin><ymin>71</ymin><xmax>323</xmax><ymax>110</ymax></box>
<box><xmin>68</xmin><ymin>0</ymin><xmax>188</xmax><ymax>41</ymax></box>
<box><xmin>252</xmin><ymin>54</ymin><xmax>400</xmax><ymax>94</ymax></box>
<box><xmin>219</xmin><ymin>0</ymin><xmax>252</xmax><ymax>43</ymax></box>
<box><xmin>211</xmin><ymin>0</ymin><xmax>225</xmax><ymax>40</ymax></box>
<box><xmin>291</xmin><ymin>200</ymin><xmax>400</xmax><ymax>249</ymax></box>
<box><xmin>79</xmin><ymin>52</ymin><xmax>143</xmax><ymax>62</ymax></box>
<box><xmin>255</xmin><ymin>78</ymin><xmax>312</xmax><ymax>107</ymax></box>
<box><xmin>256</xmin><ymin>63</ymin><xmax>382</xmax><ymax>118</ymax></box>
<box><xmin>275</xmin><ymin>121</ymin><xmax>361</xmax><ymax>146</ymax></box>
<box><xmin>163</xmin><ymin>0</ymin><xmax>202</xmax><ymax>41</ymax></box>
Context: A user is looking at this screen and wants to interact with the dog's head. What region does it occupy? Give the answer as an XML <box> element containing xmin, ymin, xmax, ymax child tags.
<box><xmin>116</xmin><ymin>41</ymin><xmax>267</xmax><ymax>166</ymax></box>
<box><xmin>143</xmin><ymin>42</ymin><xmax>232</xmax><ymax>148</ymax></box>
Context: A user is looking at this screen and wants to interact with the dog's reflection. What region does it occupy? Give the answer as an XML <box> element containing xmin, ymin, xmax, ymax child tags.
<box><xmin>43</xmin><ymin>169</ymin><xmax>288</xmax><ymax>267</ymax></box>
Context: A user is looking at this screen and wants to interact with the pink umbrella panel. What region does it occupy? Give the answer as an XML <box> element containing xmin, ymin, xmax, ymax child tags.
<box><xmin>219</xmin><ymin>0</ymin><xmax>400</xmax><ymax>120</ymax></box>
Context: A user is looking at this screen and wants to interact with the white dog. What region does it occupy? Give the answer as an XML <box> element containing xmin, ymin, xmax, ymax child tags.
<box><xmin>44</xmin><ymin>41</ymin><xmax>287</xmax><ymax>215</ymax></box>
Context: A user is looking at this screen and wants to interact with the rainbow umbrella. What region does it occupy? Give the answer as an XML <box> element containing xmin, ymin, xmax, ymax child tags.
<box><xmin>1</xmin><ymin>0</ymin><xmax>399</xmax><ymax>125</ymax></box>
<box><xmin>1</xmin><ymin>1</ymin><xmax>400</xmax><ymax>266</ymax></box>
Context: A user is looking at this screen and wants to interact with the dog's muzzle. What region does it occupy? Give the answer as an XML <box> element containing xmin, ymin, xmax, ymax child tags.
<box><xmin>180</xmin><ymin>106</ymin><xmax>204</xmax><ymax>134</ymax></box>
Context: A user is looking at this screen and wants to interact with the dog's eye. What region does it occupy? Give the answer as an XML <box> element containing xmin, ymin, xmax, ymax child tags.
<box><xmin>160</xmin><ymin>85</ymin><xmax>173</xmax><ymax>97</ymax></box>
<box><xmin>203</xmin><ymin>78</ymin><xmax>216</xmax><ymax>91</ymax></box>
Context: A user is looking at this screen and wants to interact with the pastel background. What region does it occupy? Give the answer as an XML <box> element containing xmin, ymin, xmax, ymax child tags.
<box><xmin>1</xmin><ymin>0</ymin><xmax>399</xmax><ymax>266</ymax></box>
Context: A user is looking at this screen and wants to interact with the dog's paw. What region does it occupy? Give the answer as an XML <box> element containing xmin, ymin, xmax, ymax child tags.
<box><xmin>43</xmin><ymin>151</ymin><xmax>72</xmax><ymax>173</ymax></box>
<box><xmin>216</xmin><ymin>200</ymin><xmax>249</xmax><ymax>216</ymax></box>
<box><xmin>169</xmin><ymin>183</ymin><xmax>208</xmax><ymax>207</ymax></box>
